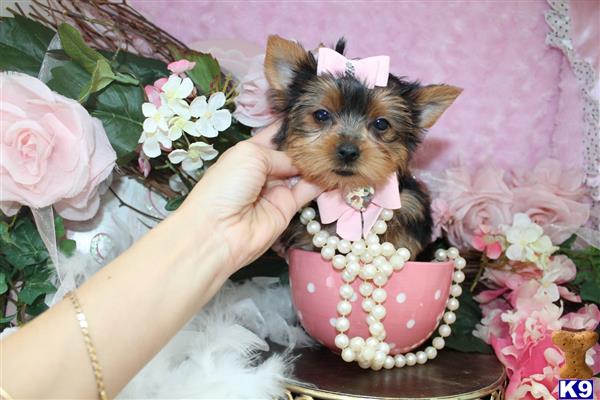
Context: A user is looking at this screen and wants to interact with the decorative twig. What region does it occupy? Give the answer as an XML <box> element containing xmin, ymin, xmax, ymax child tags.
<box><xmin>108</xmin><ymin>187</ymin><xmax>163</xmax><ymax>222</ymax></box>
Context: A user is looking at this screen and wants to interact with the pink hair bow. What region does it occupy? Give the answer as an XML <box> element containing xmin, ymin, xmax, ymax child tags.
<box><xmin>316</xmin><ymin>47</ymin><xmax>390</xmax><ymax>88</ymax></box>
<box><xmin>317</xmin><ymin>174</ymin><xmax>402</xmax><ymax>241</ymax></box>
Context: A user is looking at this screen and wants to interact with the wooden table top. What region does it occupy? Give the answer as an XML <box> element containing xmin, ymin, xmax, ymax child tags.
<box><xmin>272</xmin><ymin>344</ymin><xmax>506</xmax><ymax>400</ymax></box>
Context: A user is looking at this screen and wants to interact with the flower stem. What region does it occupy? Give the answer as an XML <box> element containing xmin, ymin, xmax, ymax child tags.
<box><xmin>470</xmin><ymin>254</ymin><xmax>488</xmax><ymax>293</ymax></box>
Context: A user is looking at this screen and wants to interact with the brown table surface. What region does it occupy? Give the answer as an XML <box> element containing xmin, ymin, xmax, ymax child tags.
<box><xmin>270</xmin><ymin>344</ymin><xmax>505</xmax><ymax>399</ymax></box>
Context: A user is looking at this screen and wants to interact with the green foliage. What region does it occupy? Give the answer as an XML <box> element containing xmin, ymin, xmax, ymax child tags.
<box><xmin>88</xmin><ymin>80</ymin><xmax>145</xmax><ymax>165</ymax></box>
<box><xmin>0</xmin><ymin>213</ymin><xmax>74</xmax><ymax>328</ymax></box>
<box><xmin>170</xmin><ymin>46</ymin><xmax>221</xmax><ymax>94</ymax></box>
<box><xmin>1</xmin><ymin>218</ymin><xmax>48</xmax><ymax>269</ymax></box>
<box><xmin>102</xmin><ymin>50</ymin><xmax>169</xmax><ymax>85</ymax></box>
<box><xmin>560</xmin><ymin>236</ymin><xmax>600</xmax><ymax>304</ymax></box>
<box><xmin>444</xmin><ymin>290</ymin><xmax>493</xmax><ymax>354</ymax></box>
<box><xmin>0</xmin><ymin>15</ymin><xmax>55</xmax><ymax>75</ymax></box>
<box><xmin>57</xmin><ymin>23</ymin><xmax>139</xmax><ymax>102</ymax></box>
<box><xmin>165</xmin><ymin>196</ymin><xmax>186</xmax><ymax>212</ymax></box>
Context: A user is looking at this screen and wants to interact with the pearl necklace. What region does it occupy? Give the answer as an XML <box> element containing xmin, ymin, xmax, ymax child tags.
<box><xmin>299</xmin><ymin>206</ymin><xmax>466</xmax><ymax>370</ymax></box>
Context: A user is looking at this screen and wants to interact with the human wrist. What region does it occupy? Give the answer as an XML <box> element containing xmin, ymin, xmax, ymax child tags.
<box><xmin>171</xmin><ymin>201</ymin><xmax>234</xmax><ymax>279</ymax></box>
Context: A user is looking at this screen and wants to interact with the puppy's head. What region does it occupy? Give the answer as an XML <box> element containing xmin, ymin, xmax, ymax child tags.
<box><xmin>265</xmin><ymin>35</ymin><xmax>461</xmax><ymax>192</ymax></box>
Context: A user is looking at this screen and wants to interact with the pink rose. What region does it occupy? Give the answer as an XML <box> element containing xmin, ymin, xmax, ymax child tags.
<box><xmin>511</xmin><ymin>186</ymin><xmax>590</xmax><ymax>244</ymax></box>
<box><xmin>512</xmin><ymin>159</ymin><xmax>589</xmax><ymax>200</ymax></box>
<box><xmin>167</xmin><ymin>59</ymin><xmax>196</xmax><ymax>75</ymax></box>
<box><xmin>511</xmin><ymin>159</ymin><xmax>590</xmax><ymax>244</ymax></box>
<box><xmin>233</xmin><ymin>54</ymin><xmax>277</xmax><ymax>128</ymax></box>
<box><xmin>438</xmin><ymin>165</ymin><xmax>513</xmax><ymax>249</ymax></box>
<box><xmin>0</xmin><ymin>72</ymin><xmax>116</xmax><ymax>220</ymax></box>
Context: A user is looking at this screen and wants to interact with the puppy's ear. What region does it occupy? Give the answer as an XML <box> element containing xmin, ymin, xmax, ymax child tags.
<box><xmin>415</xmin><ymin>85</ymin><xmax>462</xmax><ymax>128</ymax></box>
<box><xmin>264</xmin><ymin>35</ymin><xmax>310</xmax><ymax>91</ymax></box>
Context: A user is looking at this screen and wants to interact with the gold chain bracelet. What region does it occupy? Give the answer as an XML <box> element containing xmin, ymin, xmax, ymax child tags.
<box><xmin>66</xmin><ymin>291</ymin><xmax>108</xmax><ymax>400</ymax></box>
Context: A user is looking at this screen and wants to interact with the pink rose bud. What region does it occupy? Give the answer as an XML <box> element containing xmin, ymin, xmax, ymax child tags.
<box><xmin>167</xmin><ymin>59</ymin><xmax>197</xmax><ymax>75</ymax></box>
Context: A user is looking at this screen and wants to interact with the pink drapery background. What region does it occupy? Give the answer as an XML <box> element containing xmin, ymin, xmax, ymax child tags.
<box><xmin>131</xmin><ymin>0</ymin><xmax>597</xmax><ymax>173</ymax></box>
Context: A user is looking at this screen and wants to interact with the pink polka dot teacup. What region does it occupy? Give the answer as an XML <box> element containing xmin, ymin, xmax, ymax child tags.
<box><xmin>289</xmin><ymin>249</ymin><xmax>455</xmax><ymax>355</ymax></box>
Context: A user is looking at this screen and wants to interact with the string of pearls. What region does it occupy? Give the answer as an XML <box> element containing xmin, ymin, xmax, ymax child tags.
<box><xmin>299</xmin><ymin>206</ymin><xmax>466</xmax><ymax>370</ymax></box>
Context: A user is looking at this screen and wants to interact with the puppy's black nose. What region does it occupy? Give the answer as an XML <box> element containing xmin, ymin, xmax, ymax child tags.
<box><xmin>336</xmin><ymin>142</ymin><xmax>360</xmax><ymax>163</ymax></box>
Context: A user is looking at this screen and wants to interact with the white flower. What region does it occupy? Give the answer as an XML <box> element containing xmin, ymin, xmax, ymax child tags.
<box><xmin>190</xmin><ymin>92</ymin><xmax>232</xmax><ymax>138</ymax></box>
<box><xmin>504</xmin><ymin>213</ymin><xmax>558</xmax><ymax>267</ymax></box>
<box><xmin>160</xmin><ymin>75</ymin><xmax>194</xmax><ymax>116</ymax></box>
<box><xmin>168</xmin><ymin>115</ymin><xmax>198</xmax><ymax>140</ymax></box>
<box><xmin>139</xmin><ymin>129</ymin><xmax>172</xmax><ymax>158</ymax></box>
<box><xmin>168</xmin><ymin>142</ymin><xmax>218</xmax><ymax>172</ymax></box>
<box><xmin>142</xmin><ymin>102</ymin><xmax>171</xmax><ymax>133</ymax></box>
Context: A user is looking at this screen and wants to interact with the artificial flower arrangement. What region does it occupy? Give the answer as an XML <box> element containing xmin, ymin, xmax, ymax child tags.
<box><xmin>0</xmin><ymin>1</ymin><xmax>251</xmax><ymax>328</ymax></box>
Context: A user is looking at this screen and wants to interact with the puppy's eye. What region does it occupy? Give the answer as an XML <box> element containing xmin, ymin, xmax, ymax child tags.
<box><xmin>373</xmin><ymin>118</ymin><xmax>390</xmax><ymax>131</ymax></box>
<box><xmin>313</xmin><ymin>109</ymin><xmax>331</xmax><ymax>122</ymax></box>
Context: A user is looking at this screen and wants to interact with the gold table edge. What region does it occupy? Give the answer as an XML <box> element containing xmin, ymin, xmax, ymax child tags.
<box><xmin>285</xmin><ymin>367</ymin><xmax>507</xmax><ymax>400</ymax></box>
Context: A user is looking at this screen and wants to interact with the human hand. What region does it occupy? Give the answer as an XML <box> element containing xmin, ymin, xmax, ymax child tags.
<box><xmin>180</xmin><ymin>122</ymin><xmax>321</xmax><ymax>273</ymax></box>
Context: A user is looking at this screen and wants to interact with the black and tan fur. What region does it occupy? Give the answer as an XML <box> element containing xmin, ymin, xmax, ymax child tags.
<box><xmin>264</xmin><ymin>35</ymin><xmax>461</xmax><ymax>258</ymax></box>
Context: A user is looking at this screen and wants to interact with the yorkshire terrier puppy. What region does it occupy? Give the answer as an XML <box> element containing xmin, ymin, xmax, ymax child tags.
<box><xmin>264</xmin><ymin>35</ymin><xmax>461</xmax><ymax>259</ymax></box>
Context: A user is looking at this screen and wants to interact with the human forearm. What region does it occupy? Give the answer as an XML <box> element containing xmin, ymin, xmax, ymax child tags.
<box><xmin>1</xmin><ymin>206</ymin><xmax>229</xmax><ymax>398</ymax></box>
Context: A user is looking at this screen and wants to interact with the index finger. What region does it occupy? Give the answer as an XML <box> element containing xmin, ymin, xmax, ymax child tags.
<box><xmin>246</xmin><ymin>120</ymin><xmax>282</xmax><ymax>149</ymax></box>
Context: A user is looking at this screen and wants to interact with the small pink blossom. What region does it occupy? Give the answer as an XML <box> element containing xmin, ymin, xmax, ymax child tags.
<box><xmin>167</xmin><ymin>59</ymin><xmax>196</xmax><ymax>75</ymax></box>
<box><xmin>472</xmin><ymin>225</ymin><xmax>503</xmax><ymax>259</ymax></box>
<box><xmin>137</xmin><ymin>153</ymin><xmax>151</xmax><ymax>178</ymax></box>
<box><xmin>144</xmin><ymin>77</ymin><xmax>168</xmax><ymax>107</ymax></box>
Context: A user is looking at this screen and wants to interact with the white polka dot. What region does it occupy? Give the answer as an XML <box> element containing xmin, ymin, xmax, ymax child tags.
<box><xmin>329</xmin><ymin>318</ymin><xmax>337</xmax><ymax>327</ymax></box>
<box><xmin>406</xmin><ymin>319</ymin><xmax>416</xmax><ymax>329</ymax></box>
<box><xmin>396</xmin><ymin>292</ymin><xmax>406</xmax><ymax>303</ymax></box>
<box><xmin>325</xmin><ymin>276</ymin><xmax>334</xmax><ymax>288</ymax></box>
<box><xmin>307</xmin><ymin>282</ymin><xmax>316</xmax><ymax>293</ymax></box>
<box><xmin>350</xmin><ymin>292</ymin><xmax>358</xmax><ymax>302</ymax></box>
<box><xmin>434</xmin><ymin>289</ymin><xmax>441</xmax><ymax>300</ymax></box>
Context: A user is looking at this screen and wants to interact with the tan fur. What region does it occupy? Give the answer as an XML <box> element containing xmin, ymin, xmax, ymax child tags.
<box><xmin>264</xmin><ymin>35</ymin><xmax>310</xmax><ymax>91</ymax></box>
<box><xmin>415</xmin><ymin>85</ymin><xmax>463</xmax><ymax>128</ymax></box>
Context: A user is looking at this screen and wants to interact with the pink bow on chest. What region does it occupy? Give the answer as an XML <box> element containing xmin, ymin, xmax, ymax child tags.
<box><xmin>316</xmin><ymin>174</ymin><xmax>402</xmax><ymax>241</ymax></box>
<box><xmin>317</xmin><ymin>47</ymin><xmax>390</xmax><ymax>88</ymax></box>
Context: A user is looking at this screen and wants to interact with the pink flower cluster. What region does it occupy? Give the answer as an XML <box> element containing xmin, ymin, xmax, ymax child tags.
<box><xmin>474</xmin><ymin>255</ymin><xmax>600</xmax><ymax>400</ymax></box>
<box><xmin>430</xmin><ymin>159</ymin><xmax>591</xmax><ymax>250</ymax></box>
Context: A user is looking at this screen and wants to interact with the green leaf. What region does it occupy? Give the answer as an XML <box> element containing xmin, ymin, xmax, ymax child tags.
<box><xmin>165</xmin><ymin>196</ymin><xmax>186</xmax><ymax>212</ymax></box>
<box><xmin>0</xmin><ymin>15</ymin><xmax>55</xmax><ymax>75</ymax></box>
<box><xmin>104</xmin><ymin>51</ymin><xmax>168</xmax><ymax>84</ymax></box>
<box><xmin>114</xmin><ymin>72</ymin><xmax>139</xmax><ymax>85</ymax></box>
<box><xmin>78</xmin><ymin>58</ymin><xmax>116</xmax><ymax>102</ymax></box>
<box><xmin>47</xmin><ymin>61</ymin><xmax>90</xmax><ymax>99</ymax></box>
<box><xmin>0</xmin><ymin>314</ymin><xmax>16</xmax><ymax>324</ymax></box>
<box><xmin>57</xmin><ymin>23</ymin><xmax>104</xmax><ymax>74</ymax></box>
<box><xmin>444</xmin><ymin>290</ymin><xmax>493</xmax><ymax>354</ymax></box>
<box><xmin>0</xmin><ymin>272</ymin><xmax>8</xmax><ymax>295</ymax></box>
<box><xmin>54</xmin><ymin>216</ymin><xmax>65</xmax><ymax>239</ymax></box>
<box><xmin>26</xmin><ymin>296</ymin><xmax>49</xmax><ymax>317</ymax></box>
<box><xmin>1</xmin><ymin>218</ymin><xmax>48</xmax><ymax>269</ymax></box>
<box><xmin>171</xmin><ymin>47</ymin><xmax>221</xmax><ymax>94</ymax></box>
<box><xmin>87</xmin><ymin>81</ymin><xmax>145</xmax><ymax>165</ymax></box>
<box><xmin>18</xmin><ymin>280</ymin><xmax>56</xmax><ymax>305</ymax></box>
<box><xmin>59</xmin><ymin>239</ymin><xmax>76</xmax><ymax>257</ymax></box>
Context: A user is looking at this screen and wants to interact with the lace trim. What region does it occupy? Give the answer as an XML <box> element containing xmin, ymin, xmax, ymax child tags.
<box><xmin>545</xmin><ymin>0</ymin><xmax>600</xmax><ymax>214</ymax></box>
